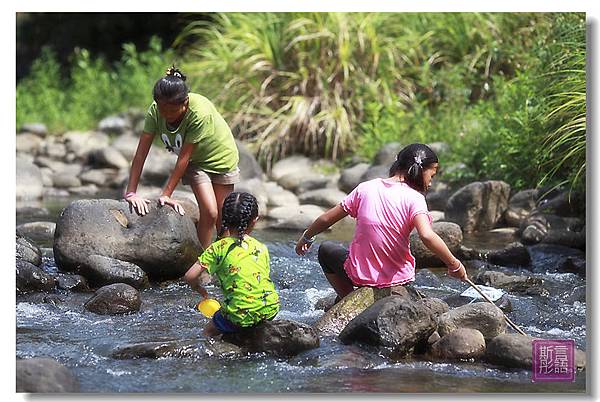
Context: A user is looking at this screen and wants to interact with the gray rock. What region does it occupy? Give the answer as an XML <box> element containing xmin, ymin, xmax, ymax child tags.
<box><xmin>223</xmin><ymin>319</ymin><xmax>320</xmax><ymax>357</ymax></box>
<box><xmin>505</xmin><ymin>189</ymin><xmax>539</xmax><ymax>227</ymax></box>
<box><xmin>298</xmin><ymin>188</ymin><xmax>347</xmax><ymax>208</ymax></box>
<box><xmin>410</xmin><ymin>222</ymin><xmax>463</xmax><ymax>267</ymax></box>
<box><xmin>537</xmin><ymin>190</ymin><xmax>584</xmax><ymax>217</ymax></box>
<box><xmin>16</xmin><ymin>221</ymin><xmax>56</xmax><ymax>244</ymax></box>
<box><xmin>56</xmin><ymin>274</ymin><xmax>90</xmax><ymax>292</ymax></box>
<box><xmin>474</xmin><ymin>270</ymin><xmax>548</xmax><ymax>297</ymax></box>
<box><xmin>16</xmin><ymin>133</ymin><xmax>44</xmax><ymax>155</ymax></box>
<box><xmin>414</xmin><ymin>269</ymin><xmax>443</xmax><ymax>288</ymax></box>
<box><xmin>19</xmin><ymin>123</ymin><xmax>48</xmax><ymax>136</ymax></box>
<box><xmin>235</xmin><ymin>178</ymin><xmax>269</xmax><ymax>215</ymax></box>
<box><xmin>52</xmin><ymin>171</ymin><xmax>82</xmax><ymax>188</ymax></box>
<box><xmin>277</xmin><ymin>171</ymin><xmax>329</xmax><ymax>194</ymax></box>
<box><xmin>79</xmin><ymin>169</ymin><xmax>118</xmax><ymax>186</ymax></box>
<box><xmin>43</xmin><ymin>142</ymin><xmax>67</xmax><ymax>159</ymax></box>
<box><xmin>16</xmin><ymin>358</ymin><xmax>79</xmax><ymax>392</ymax></box>
<box><xmin>63</xmin><ymin>131</ymin><xmax>110</xmax><ymax>159</ymax></box>
<box><xmin>437</xmin><ymin>302</ymin><xmax>506</xmax><ymax>340</ymax></box>
<box><xmin>430</xmin><ymin>328</ymin><xmax>486</xmax><ymax>360</ymax></box>
<box><xmin>236</xmin><ymin>140</ymin><xmax>263</xmax><ymax>180</ymax></box>
<box><xmin>339</xmin><ymin>295</ymin><xmax>437</xmax><ymax>358</ymax></box>
<box><xmin>16</xmin><ymin>157</ymin><xmax>44</xmax><ymax>200</ymax></box>
<box><xmin>53</xmin><ymin>199</ymin><xmax>201</xmax><ymax>280</ymax></box>
<box><xmin>40</xmin><ymin>167</ymin><xmax>54</xmax><ymax>187</ymax></box>
<box><xmin>558</xmin><ymin>256</ymin><xmax>586</xmax><ymax>276</ymax></box>
<box><xmin>429</xmin><ymin>210</ymin><xmax>445</xmax><ymax>222</ymax></box>
<box><xmin>111</xmin><ymin>134</ymin><xmax>140</xmax><ymax>159</ymax></box>
<box><xmin>445</xmin><ymin>181</ymin><xmax>511</xmax><ymax>232</ymax></box>
<box><xmin>44</xmin><ymin>188</ymin><xmax>70</xmax><ymax>198</ymax></box>
<box><xmin>484</xmin><ymin>333</ymin><xmax>534</xmax><ymax>369</ymax></box>
<box><xmin>483</xmin><ymin>242</ymin><xmax>531</xmax><ymax>267</ymax></box>
<box><xmin>373</xmin><ymin>142</ymin><xmax>403</xmax><ymax>166</ymax></box>
<box><xmin>83</xmin><ymin>254</ymin><xmax>149</xmax><ymax>289</ymax></box>
<box><xmin>338</xmin><ymin>162</ymin><xmax>370</xmax><ymax>193</ymax></box>
<box><xmin>16</xmin><ymin>260</ymin><xmax>56</xmax><ymax>294</ymax></box>
<box><xmin>88</xmin><ymin>147</ymin><xmax>129</xmax><ymax>169</ymax></box>
<box><xmin>314</xmin><ymin>287</ymin><xmax>375</xmax><ymax>336</ymax></box>
<box><xmin>98</xmin><ymin>115</ymin><xmax>131</xmax><ymax>135</ymax></box>
<box><xmin>265</xmin><ymin>183</ymin><xmax>299</xmax><ymax>208</ymax></box>
<box><xmin>16</xmin><ymin>233</ymin><xmax>42</xmax><ymax>267</ymax></box>
<box><xmin>34</xmin><ymin>156</ymin><xmax>67</xmax><ymax>173</ymax></box>
<box><xmin>68</xmin><ymin>184</ymin><xmax>100</xmax><ymax>196</ymax></box>
<box><xmin>140</xmin><ymin>150</ymin><xmax>176</xmax><ymax>186</ymax></box>
<box><xmin>265</xmin><ymin>204</ymin><xmax>325</xmax><ymax>230</ymax></box>
<box><xmin>270</xmin><ymin>156</ymin><xmax>313</xmax><ymax>181</ymax></box>
<box><xmin>520</xmin><ymin>213</ymin><xmax>585</xmax><ymax>250</ymax></box>
<box><xmin>112</xmin><ymin>339</ymin><xmax>200</xmax><ymax>359</ymax></box>
<box><xmin>360</xmin><ymin>165</ymin><xmax>388</xmax><ymax>182</ymax></box>
<box><xmin>84</xmin><ymin>283</ymin><xmax>141</xmax><ymax>315</ymax></box>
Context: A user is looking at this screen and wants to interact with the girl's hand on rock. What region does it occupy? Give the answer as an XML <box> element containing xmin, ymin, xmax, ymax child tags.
<box><xmin>125</xmin><ymin>193</ymin><xmax>151</xmax><ymax>215</ymax></box>
<box><xmin>158</xmin><ymin>195</ymin><xmax>185</xmax><ymax>216</ymax></box>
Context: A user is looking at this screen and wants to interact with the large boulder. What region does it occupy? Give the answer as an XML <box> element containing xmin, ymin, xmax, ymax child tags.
<box><xmin>223</xmin><ymin>319</ymin><xmax>320</xmax><ymax>357</ymax></box>
<box><xmin>16</xmin><ymin>133</ymin><xmax>44</xmax><ymax>155</ymax></box>
<box><xmin>16</xmin><ymin>358</ymin><xmax>79</xmax><ymax>393</ymax></box>
<box><xmin>84</xmin><ymin>283</ymin><xmax>141</xmax><ymax>315</ymax></box>
<box><xmin>410</xmin><ymin>222</ymin><xmax>463</xmax><ymax>267</ymax></box>
<box><xmin>16</xmin><ymin>260</ymin><xmax>56</xmax><ymax>294</ymax></box>
<box><xmin>373</xmin><ymin>142</ymin><xmax>403</xmax><ymax>166</ymax></box>
<box><xmin>82</xmin><ymin>255</ymin><xmax>149</xmax><ymax>289</ymax></box>
<box><xmin>314</xmin><ymin>287</ymin><xmax>375</xmax><ymax>336</ymax></box>
<box><xmin>111</xmin><ymin>133</ymin><xmax>139</xmax><ymax>159</ymax></box>
<box><xmin>437</xmin><ymin>302</ymin><xmax>506</xmax><ymax>340</ymax></box>
<box><xmin>338</xmin><ymin>295</ymin><xmax>437</xmax><ymax>357</ymax></box>
<box><xmin>53</xmin><ymin>199</ymin><xmax>201</xmax><ymax>280</ymax></box>
<box><xmin>16</xmin><ymin>157</ymin><xmax>44</xmax><ymax>200</ymax></box>
<box><xmin>63</xmin><ymin>131</ymin><xmax>111</xmax><ymax>159</ymax></box>
<box><xmin>505</xmin><ymin>189</ymin><xmax>539</xmax><ymax>227</ymax></box>
<box><xmin>265</xmin><ymin>182</ymin><xmax>299</xmax><ymax>208</ymax></box>
<box><xmin>430</xmin><ymin>328</ymin><xmax>486</xmax><ymax>360</ymax></box>
<box><xmin>426</xmin><ymin>181</ymin><xmax>452</xmax><ymax>211</ymax></box>
<box><xmin>445</xmin><ymin>181</ymin><xmax>511</xmax><ymax>232</ymax></box>
<box><xmin>88</xmin><ymin>147</ymin><xmax>129</xmax><ymax>169</ymax></box>
<box><xmin>360</xmin><ymin>165</ymin><xmax>388</xmax><ymax>182</ymax></box>
<box><xmin>338</xmin><ymin>163</ymin><xmax>370</xmax><ymax>193</ymax></box>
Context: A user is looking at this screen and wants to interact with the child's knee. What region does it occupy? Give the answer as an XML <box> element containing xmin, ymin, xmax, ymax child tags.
<box><xmin>200</xmin><ymin>207</ymin><xmax>219</xmax><ymax>224</ymax></box>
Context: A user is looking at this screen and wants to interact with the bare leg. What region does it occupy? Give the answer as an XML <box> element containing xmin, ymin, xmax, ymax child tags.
<box><xmin>212</xmin><ymin>183</ymin><xmax>234</xmax><ymax>233</ymax></box>
<box><xmin>189</xmin><ymin>181</ymin><xmax>219</xmax><ymax>249</ymax></box>
<box><xmin>325</xmin><ymin>273</ymin><xmax>354</xmax><ymax>300</ymax></box>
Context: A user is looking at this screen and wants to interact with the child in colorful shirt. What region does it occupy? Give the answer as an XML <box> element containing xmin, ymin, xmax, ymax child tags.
<box><xmin>295</xmin><ymin>143</ymin><xmax>468</xmax><ymax>301</ymax></box>
<box><xmin>185</xmin><ymin>192</ymin><xmax>279</xmax><ymax>336</ymax></box>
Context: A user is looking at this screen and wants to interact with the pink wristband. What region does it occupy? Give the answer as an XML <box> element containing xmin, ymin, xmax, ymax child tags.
<box><xmin>124</xmin><ymin>191</ymin><xmax>136</xmax><ymax>198</ymax></box>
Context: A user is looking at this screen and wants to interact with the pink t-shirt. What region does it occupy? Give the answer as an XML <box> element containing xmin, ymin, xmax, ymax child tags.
<box><xmin>340</xmin><ymin>178</ymin><xmax>431</xmax><ymax>288</ymax></box>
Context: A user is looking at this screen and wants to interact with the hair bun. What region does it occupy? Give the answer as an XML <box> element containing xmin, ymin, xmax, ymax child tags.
<box><xmin>165</xmin><ymin>65</ymin><xmax>187</xmax><ymax>81</ymax></box>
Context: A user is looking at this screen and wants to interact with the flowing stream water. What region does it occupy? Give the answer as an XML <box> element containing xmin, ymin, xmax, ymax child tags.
<box><xmin>16</xmin><ymin>195</ymin><xmax>587</xmax><ymax>393</ymax></box>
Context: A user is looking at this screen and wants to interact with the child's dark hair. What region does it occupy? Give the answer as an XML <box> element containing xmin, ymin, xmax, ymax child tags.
<box><xmin>219</xmin><ymin>192</ymin><xmax>259</xmax><ymax>246</ymax></box>
<box><xmin>153</xmin><ymin>65</ymin><xmax>189</xmax><ymax>104</ymax></box>
<box><xmin>389</xmin><ymin>143</ymin><xmax>439</xmax><ymax>192</ymax></box>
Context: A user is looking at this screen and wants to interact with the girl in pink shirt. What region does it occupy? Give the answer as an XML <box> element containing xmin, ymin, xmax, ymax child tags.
<box><xmin>295</xmin><ymin>143</ymin><xmax>467</xmax><ymax>301</ymax></box>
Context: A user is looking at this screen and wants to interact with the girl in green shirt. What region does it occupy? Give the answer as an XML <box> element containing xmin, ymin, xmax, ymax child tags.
<box><xmin>185</xmin><ymin>192</ymin><xmax>280</xmax><ymax>336</ymax></box>
<box><xmin>124</xmin><ymin>66</ymin><xmax>240</xmax><ymax>249</ymax></box>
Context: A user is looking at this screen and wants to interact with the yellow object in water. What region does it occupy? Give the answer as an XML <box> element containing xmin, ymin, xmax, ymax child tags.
<box><xmin>197</xmin><ymin>299</ymin><xmax>221</xmax><ymax>318</ymax></box>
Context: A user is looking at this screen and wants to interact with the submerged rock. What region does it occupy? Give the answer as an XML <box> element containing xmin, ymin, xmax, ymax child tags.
<box><xmin>83</xmin><ymin>255</ymin><xmax>149</xmax><ymax>289</ymax></box>
<box><xmin>84</xmin><ymin>283</ymin><xmax>141</xmax><ymax>315</ymax></box>
<box><xmin>222</xmin><ymin>319</ymin><xmax>320</xmax><ymax>357</ymax></box>
<box><xmin>474</xmin><ymin>270</ymin><xmax>548</xmax><ymax>297</ymax></box>
<box><xmin>16</xmin><ymin>357</ymin><xmax>79</xmax><ymax>393</ymax></box>
<box><xmin>16</xmin><ymin>233</ymin><xmax>42</xmax><ymax>267</ymax></box>
<box><xmin>56</xmin><ymin>274</ymin><xmax>90</xmax><ymax>292</ymax></box>
<box><xmin>16</xmin><ymin>260</ymin><xmax>56</xmax><ymax>294</ymax></box>
<box><xmin>430</xmin><ymin>328</ymin><xmax>486</xmax><ymax>360</ymax></box>
<box><xmin>112</xmin><ymin>339</ymin><xmax>200</xmax><ymax>359</ymax></box>
<box><xmin>437</xmin><ymin>302</ymin><xmax>506</xmax><ymax>340</ymax></box>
